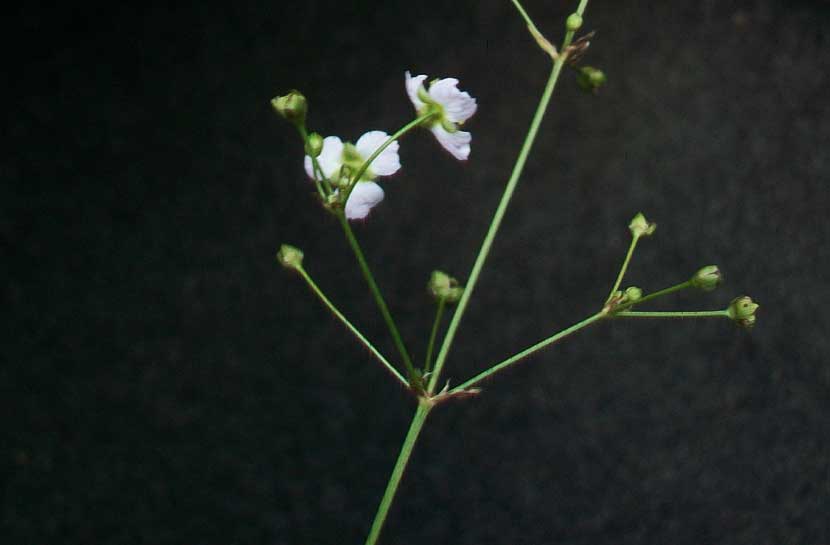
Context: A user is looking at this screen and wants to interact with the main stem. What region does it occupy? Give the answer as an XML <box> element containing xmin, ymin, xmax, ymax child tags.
<box><xmin>364</xmin><ymin>402</ymin><xmax>432</xmax><ymax>545</ymax></box>
<box><xmin>428</xmin><ymin>55</ymin><xmax>570</xmax><ymax>394</ymax></box>
<box><xmin>338</xmin><ymin>212</ymin><xmax>419</xmax><ymax>388</ymax></box>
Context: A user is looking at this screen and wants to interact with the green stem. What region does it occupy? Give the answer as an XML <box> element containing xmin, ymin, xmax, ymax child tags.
<box><xmin>632</xmin><ymin>280</ymin><xmax>692</xmax><ymax>307</ymax></box>
<box><xmin>427</xmin><ymin>10</ymin><xmax>588</xmax><ymax>394</ymax></box>
<box><xmin>299</xmin><ymin>126</ymin><xmax>333</xmax><ymax>197</ymax></box>
<box><xmin>451</xmin><ymin>312</ymin><xmax>605</xmax><ymax>392</ymax></box>
<box><xmin>345</xmin><ymin>112</ymin><xmax>436</xmax><ymax>202</ymax></box>
<box><xmin>296</xmin><ymin>266</ymin><xmax>409</xmax><ymax>388</ymax></box>
<box><xmin>423</xmin><ymin>298</ymin><xmax>446</xmax><ymax>374</ymax></box>
<box><xmin>364</xmin><ymin>402</ymin><xmax>431</xmax><ymax>545</ymax></box>
<box><xmin>337</xmin><ymin>212</ymin><xmax>421</xmax><ymax>389</ymax></box>
<box><xmin>616</xmin><ymin>310</ymin><xmax>729</xmax><ymax>319</ymax></box>
<box><xmin>606</xmin><ymin>235</ymin><xmax>639</xmax><ymax>302</ymax></box>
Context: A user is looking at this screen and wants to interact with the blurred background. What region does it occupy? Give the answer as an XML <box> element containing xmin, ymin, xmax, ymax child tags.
<box><xmin>3</xmin><ymin>0</ymin><xmax>829</xmax><ymax>543</ymax></box>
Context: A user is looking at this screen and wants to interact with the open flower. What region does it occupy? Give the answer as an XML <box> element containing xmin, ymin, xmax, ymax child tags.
<box><xmin>405</xmin><ymin>71</ymin><xmax>477</xmax><ymax>160</ymax></box>
<box><xmin>304</xmin><ymin>131</ymin><xmax>400</xmax><ymax>182</ymax></box>
<box><xmin>303</xmin><ymin>131</ymin><xmax>400</xmax><ymax>220</ymax></box>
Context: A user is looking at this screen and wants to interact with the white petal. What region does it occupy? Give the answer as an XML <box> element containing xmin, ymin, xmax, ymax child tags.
<box><xmin>355</xmin><ymin>130</ymin><xmax>401</xmax><ymax>176</ymax></box>
<box><xmin>405</xmin><ymin>71</ymin><xmax>428</xmax><ymax>111</ymax></box>
<box><xmin>430</xmin><ymin>125</ymin><xmax>471</xmax><ymax>161</ymax></box>
<box><xmin>428</xmin><ymin>78</ymin><xmax>477</xmax><ymax>124</ymax></box>
<box><xmin>304</xmin><ymin>136</ymin><xmax>343</xmax><ymax>180</ymax></box>
<box><xmin>345</xmin><ymin>181</ymin><xmax>385</xmax><ymax>220</ymax></box>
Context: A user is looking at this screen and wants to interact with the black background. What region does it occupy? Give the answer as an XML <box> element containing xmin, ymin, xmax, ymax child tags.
<box><xmin>4</xmin><ymin>1</ymin><xmax>830</xmax><ymax>544</ymax></box>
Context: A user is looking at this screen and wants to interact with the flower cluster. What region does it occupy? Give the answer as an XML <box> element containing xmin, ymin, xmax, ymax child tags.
<box><xmin>278</xmin><ymin>72</ymin><xmax>477</xmax><ymax>220</ymax></box>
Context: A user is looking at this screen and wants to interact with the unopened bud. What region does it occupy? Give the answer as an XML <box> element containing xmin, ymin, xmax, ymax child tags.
<box><xmin>271</xmin><ymin>90</ymin><xmax>307</xmax><ymax>127</ymax></box>
<box><xmin>690</xmin><ymin>265</ymin><xmax>722</xmax><ymax>292</ymax></box>
<box><xmin>576</xmin><ymin>66</ymin><xmax>607</xmax><ymax>93</ymax></box>
<box><xmin>629</xmin><ymin>212</ymin><xmax>656</xmax><ymax>238</ymax></box>
<box><xmin>727</xmin><ymin>296</ymin><xmax>759</xmax><ymax>329</ymax></box>
<box><xmin>428</xmin><ymin>270</ymin><xmax>464</xmax><ymax>304</ymax></box>
<box><xmin>277</xmin><ymin>244</ymin><xmax>304</xmax><ymax>270</ymax></box>
<box><xmin>565</xmin><ymin>13</ymin><xmax>583</xmax><ymax>32</ymax></box>
<box><xmin>305</xmin><ymin>132</ymin><xmax>323</xmax><ymax>158</ymax></box>
<box><xmin>623</xmin><ymin>286</ymin><xmax>643</xmax><ymax>303</ymax></box>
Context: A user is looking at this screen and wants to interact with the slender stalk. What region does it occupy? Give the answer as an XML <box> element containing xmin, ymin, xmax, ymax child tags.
<box><xmin>451</xmin><ymin>312</ymin><xmax>605</xmax><ymax>392</ymax></box>
<box><xmin>364</xmin><ymin>402</ymin><xmax>432</xmax><ymax>545</ymax></box>
<box><xmin>423</xmin><ymin>298</ymin><xmax>446</xmax><ymax>374</ymax></box>
<box><xmin>345</xmin><ymin>113</ymin><xmax>436</xmax><ymax>202</ymax></box>
<box><xmin>296</xmin><ymin>266</ymin><xmax>409</xmax><ymax>388</ymax></box>
<box><xmin>612</xmin><ymin>280</ymin><xmax>694</xmax><ymax>314</ymax></box>
<box><xmin>427</xmin><ymin>3</ymin><xmax>589</xmax><ymax>394</ymax></box>
<box><xmin>632</xmin><ymin>280</ymin><xmax>692</xmax><ymax>307</ymax></box>
<box><xmin>606</xmin><ymin>235</ymin><xmax>639</xmax><ymax>302</ymax></box>
<box><xmin>616</xmin><ymin>310</ymin><xmax>729</xmax><ymax>319</ymax></box>
<box><xmin>337</xmin><ymin>212</ymin><xmax>421</xmax><ymax>388</ymax></box>
<box><xmin>299</xmin><ymin>126</ymin><xmax>333</xmax><ymax>196</ymax></box>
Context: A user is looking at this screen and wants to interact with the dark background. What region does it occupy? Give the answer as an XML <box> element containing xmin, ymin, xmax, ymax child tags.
<box><xmin>4</xmin><ymin>0</ymin><xmax>829</xmax><ymax>544</ymax></box>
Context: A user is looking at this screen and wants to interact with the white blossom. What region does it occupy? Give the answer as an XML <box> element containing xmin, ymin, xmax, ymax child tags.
<box><xmin>405</xmin><ymin>71</ymin><xmax>477</xmax><ymax>160</ymax></box>
<box><xmin>344</xmin><ymin>181</ymin><xmax>385</xmax><ymax>220</ymax></box>
<box><xmin>302</xmin><ymin>131</ymin><xmax>399</xmax><ymax>220</ymax></box>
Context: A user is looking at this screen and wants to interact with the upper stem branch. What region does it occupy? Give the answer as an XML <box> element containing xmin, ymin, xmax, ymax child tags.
<box><xmin>337</xmin><ymin>212</ymin><xmax>420</xmax><ymax>390</ymax></box>
<box><xmin>427</xmin><ymin>13</ymin><xmax>587</xmax><ymax>394</ymax></box>
<box><xmin>345</xmin><ymin>112</ymin><xmax>436</xmax><ymax>202</ymax></box>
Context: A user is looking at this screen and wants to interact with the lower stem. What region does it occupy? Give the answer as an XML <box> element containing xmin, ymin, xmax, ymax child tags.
<box><xmin>364</xmin><ymin>402</ymin><xmax>432</xmax><ymax>545</ymax></box>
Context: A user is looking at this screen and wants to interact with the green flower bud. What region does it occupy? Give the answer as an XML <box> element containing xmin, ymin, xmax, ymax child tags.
<box><xmin>624</xmin><ymin>286</ymin><xmax>643</xmax><ymax>303</ymax></box>
<box><xmin>271</xmin><ymin>90</ymin><xmax>307</xmax><ymax>127</ymax></box>
<box><xmin>277</xmin><ymin>244</ymin><xmax>304</xmax><ymax>270</ymax></box>
<box><xmin>305</xmin><ymin>132</ymin><xmax>323</xmax><ymax>158</ymax></box>
<box><xmin>690</xmin><ymin>265</ymin><xmax>722</xmax><ymax>292</ymax></box>
<box><xmin>629</xmin><ymin>212</ymin><xmax>656</xmax><ymax>238</ymax></box>
<box><xmin>428</xmin><ymin>270</ymin><xmax>464</xmax><ymax>304</ymax></box>
<box><xmin>565</xmin><ymin>13</ymin><xmax>583</xmax><ymax>32</ymax></box>
<box><xmin>576</xmin><ymin>66</ymin><xmax>607</xmax><ymax>93</ymax></box>
<box><xmin>727</xmin><ymin>296</ymin><xmax>759</xmax><ymax>329</ymax></box>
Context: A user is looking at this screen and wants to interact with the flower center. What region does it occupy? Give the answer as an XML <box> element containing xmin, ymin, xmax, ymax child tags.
<box><xmin>341</xmin><ymin>143</ymin><xmax>374</xmax><ymax>181</ymax></box>
<box><xmin>416</xmin><ymin>88</ymin><xmax>456</xmax><ymax>132</ymax></box>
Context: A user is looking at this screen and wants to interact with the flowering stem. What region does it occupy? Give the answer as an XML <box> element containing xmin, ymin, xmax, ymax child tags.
<box><xmin>364</xmin><ymin>401</ymin><xmax>431</xmax><ymax>545</ymax></box>
<box><xmin>616</xmin><ymin>310</ymin><xmax>729</xmax><ymax>319</ymax></box>
<box><xmin>606</xmin><ymin>235</ymin><xmax>640</xmax><ymax>302</ymax></box>
<box><xmin>337</xmin><ymin>212</ymin><xmax>421</xmax><ymax>390</ymax></box>
<box><xmin>345</xmin><ymin>112</ymin><xmax>437</xmax><ymax>202</ymax></box>
<box><xmin>295</xmin><ymin>265</ymin><xmax>409</xmax><ymax>388</ymax></box>
<box><xmin>423</xmin><ymin>297</ymin><xmax>446</xmax><ymax>374</ymax></box>
<box><xmin>427</xmin><ymin>4</ymin><xmax>589</xmax><ymax>395</ymax></box>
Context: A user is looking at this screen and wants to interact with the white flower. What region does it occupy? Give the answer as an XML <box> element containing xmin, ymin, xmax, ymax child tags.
<box><xmin>302</xmin><ymin>131</ymin><xmax>399</xmax><ymax>220</ymax></box>
<box><xmin>405</xmin><ymin>71</ymin><xmax>477</xmax><ymax>160</ymax></box>
<box><xmin>344</xmin><ymin>181</ymin><xmax>385</xmax><ymax>220</ymax></box>
<box><xmin>304</xmin><ymin>131</ymin><xmax>400</xmax><ymax>182</ymax></box>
